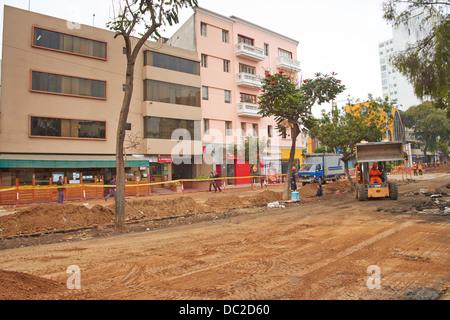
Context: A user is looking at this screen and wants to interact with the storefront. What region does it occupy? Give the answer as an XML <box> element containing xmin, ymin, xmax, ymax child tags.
<box><xmin>0</xmin><ymin>154</ymin><xmax>149</xmax><ymax>186</ymax></box>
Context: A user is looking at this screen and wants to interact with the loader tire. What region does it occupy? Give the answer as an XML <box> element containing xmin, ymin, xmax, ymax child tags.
<box><xmin>356</xmin><ymin>184</ymin><xmax>368</xmax><ymax>201</ymax></box>
<box><xmin>389</xmin><ymin>182</ymin><xmax>398</xmax><ymax>200</ymax></box>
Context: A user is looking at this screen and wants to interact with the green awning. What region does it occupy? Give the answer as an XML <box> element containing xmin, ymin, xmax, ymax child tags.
<box><xmin>0</xmin><ymin>154</ymin><xmax>149</xmax><ymax>168</ymax></box>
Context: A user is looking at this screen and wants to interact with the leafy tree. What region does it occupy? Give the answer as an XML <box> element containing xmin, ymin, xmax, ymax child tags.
<box><xmin>435</xmin><ymin>140</ymin><xmax>449</xmax><ymax>162</ymax></box>
<box><xmin>258</xmin><ymin>71</ymin><xmax>345</xmax><ymax>200</ymax></box>
<box><xmin>107</xmin><ymin>0</ymin><xmax>198</xmax><ymax>230</ymax></box>
<box><xmin>309</xmin><ymin>97</ymin><xmax>395</xmax><ymax>189</ymax></box>
<box><xmin>313</xmin><ymin>146</ymin><xmax>331</xmax><ymax>153</ymax></box>
<box><xmin>382</xmin><ymin>0</ymin><xmax>449</xmax><ymax>116</ymax></box>
<box><xmin>402</xmin><ymin>101</ymin><xmax>449</xmax><ymax>160</ymax></box>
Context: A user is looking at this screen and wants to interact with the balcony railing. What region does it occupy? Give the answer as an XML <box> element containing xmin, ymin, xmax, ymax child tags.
<box><xmin>237</xmin><ymin>102</ymin><xmax>262</xmax><ymax>118</ymax></box>
<box><xmin>236</xmin><ymin>73</ymin><xmax>263</xmax><ymax>88</ymax></box>
<box><xmin>235</xmin><ymin>43</ymin><xmax>265</xmax><ymax>61</ymax></box>
<box><xmin>276</xmin><ymin>56</ymin><xmax>301</xmax><ymax>73</ymax></box>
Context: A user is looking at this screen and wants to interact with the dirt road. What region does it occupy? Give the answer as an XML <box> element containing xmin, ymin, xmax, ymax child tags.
<box><xmin>0</xmin><ymin>173</ymin><xmax>449</xmax><ymax>301</ymax></box>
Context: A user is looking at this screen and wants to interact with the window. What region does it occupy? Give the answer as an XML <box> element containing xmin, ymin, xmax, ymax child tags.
<box><xmin>222</xmin><ymin>30</ymin><xmax>229</xmax><ymax>43</ymax></box>
<box><xmin>239</xmin><ymin>64</ymin><xmax>256</xmax><ymax>75</ymax></box>
<box><xmin>224</xmin><ymin>90</ymin><xmax>231</xmax><ymax>103</ymax></box>
<box><xmin>31</xmin><ymin>71</ymin><xmax>106</xmax><ymax>99</ymax></box>
<box><xmin>241</xmin><ymin>122</ymin><xmax>246</xmax><ymax>134</ymax></box>
<box><xmin>201</xmin><ymin>54</ymin><xmax>207</xmax><ymax>68</ymax></box>
<box><xmin>240</xmin><ymin>93</ymin><xmax>257</xmax><ymax>104</ymax></box>
<box><xmin>202</xmin><ymin>86</ymin><xmax>209</xmax><ymax>100</ymax></box>
<box><xmin>268</xmin><ymin>125</ymin><xmax>273</xmax><ymax>138</ymax></box>
<box><xmin>264</xmin><ymin>43</ymin><xmax>270</xmax><ymax>56</ymax></box>
<box><xmin>203</xmin><ymin>119</ymin><xmax>209</xmax><ymax>134</ymax></box>
<box><xmin>144</xmin><ymin>116</ymin><xmax>200</xmax><ymax>140</ymax></box>
<box><xmin>144</xmin><ymin>51</ymin><xmax>200</xmax><ymax>75</ymax></box>
<box><xmin>33</xmin><ymin>27</ymin><xmax>107</xmax><ymax>60</ymax></box>
<box><xmin>278</xmin><ymin>48</ymin><xmax>292</xmax><ymax>59</ymax></box>
<box><xmin>223</xmin><ymin>60</ymin><xmax>230</xmax><ymax>73</ymax></box>
<box><xmin>252</xmin><ymin>124</ymin><xmax>258</xmax><ymax>137</ymax></box>
<box><xmin>200</xmin><ymin>23</ymin><xmax>207</xmax><ymax>36</ymax></box>
<box><xmin>30</xmin><ymin>116</ymin><xmax>106</xmax><ymax>140</ymax></box>
<box><xmin>144</xmin><ymin>79</ymin><xmax>200</xmax><ymax>107</ymax></box>
<box><xmin>225</xmin><ymin>121</ymin><xmax>232</xmax><ymax>136</ymax></box>
<box><xmin>238</xmin><ymin>35</ymin><xmax>254</xmax><ymax>46</ymax></box>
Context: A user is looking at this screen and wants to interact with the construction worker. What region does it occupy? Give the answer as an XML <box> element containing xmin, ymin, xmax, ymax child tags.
<box><xmin>418</xmin><ymin>163</ymin><xmax>423</xmax><ymax>175</ymax></box>
<box><xmin>369</xmin><ymin>163</ymin><xmax>383</xmax><ymax>184</ymax></box>
<box><xmin>413</xmin><ymin>162</ymin><xmax>418</xmax><ymax>176</ymax></box>
<box><xmin>291</xmin><ymin>166</ymin><xmax>298</xmax><ymax>191</ymax></box>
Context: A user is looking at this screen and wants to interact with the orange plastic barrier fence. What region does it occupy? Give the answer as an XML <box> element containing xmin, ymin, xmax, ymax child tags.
<box><xmin>0</xmin><ymin>174</ymin><xmax>288</xmax><ymax>207</ymax></box>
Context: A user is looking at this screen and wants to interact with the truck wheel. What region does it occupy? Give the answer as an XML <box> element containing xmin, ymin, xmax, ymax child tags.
<box><xmin>388</xmin><ymin>182</ymin><xmax>398</xmax><ymax>200</ymax></box>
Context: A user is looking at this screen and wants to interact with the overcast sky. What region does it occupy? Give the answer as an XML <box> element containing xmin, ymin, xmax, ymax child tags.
<box><xmin>0</xmin><ymin>0</ymin><xmax>394</xmax><ymax>115</ymax></box>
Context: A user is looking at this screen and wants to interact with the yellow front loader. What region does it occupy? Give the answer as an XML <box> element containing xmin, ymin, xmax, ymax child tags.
<box><xmin>354</xmin><ymin>142</ymin><xmax>404</xmax><ymax>201</ymax></box>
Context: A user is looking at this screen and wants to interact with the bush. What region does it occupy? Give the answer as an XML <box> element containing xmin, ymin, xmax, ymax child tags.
<box><xmin>194</xmin><ymin>175</ymin><xmax>210</xmax><ymax>180</ymax></box>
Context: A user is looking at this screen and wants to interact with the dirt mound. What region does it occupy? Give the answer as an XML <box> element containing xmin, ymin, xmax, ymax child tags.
<box><xmin>205</xmin><ymin>195</ymin><xmax>249</xmax><ymax>210</ymax></box>
<box><xmin>248</xmin><ymin>190</ymin><xmax>283</xmax><ymax>205</ymax></box>
<box><xmin>121</xmin><ymin>196</ymin><xmax>208</xmax><ymax>221</ymax></box>
<box><xmin>298</xmin><ymin>180</ymin><xmax>352</xmax><ymax>198</ymax></box>
<box><xmin>0</xmin><ymin>269</ymin><xmax>65</xmax><ymax>300</ymax></box>
<box><xmin>0</xmin><ymin>203</ymin><xmax>114</xmax><ymax>238</ymax></box>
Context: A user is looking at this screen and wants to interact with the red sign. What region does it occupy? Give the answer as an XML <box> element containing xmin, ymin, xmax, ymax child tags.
<box><xmin>157</xmin><ymin>157</ymin><xmax>173</xmax><ymax>163</ymax></box>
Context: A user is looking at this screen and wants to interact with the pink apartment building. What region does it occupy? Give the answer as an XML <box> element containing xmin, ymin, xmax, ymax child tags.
<box><xmin>168</xmin><ymin>7</ymin><xmax>305</xmax><ymax>183</ymax></box>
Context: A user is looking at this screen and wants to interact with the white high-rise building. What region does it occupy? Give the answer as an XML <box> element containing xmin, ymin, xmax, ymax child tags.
<box><xmin>378</xmin><ymin>8</ymin><xmax>436</xmax><ymax>110</ymax></box>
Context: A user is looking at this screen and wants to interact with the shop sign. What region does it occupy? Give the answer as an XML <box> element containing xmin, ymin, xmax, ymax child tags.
<box><xmin>158</xmin><ymin>156</ymin><xmax>173</xmax><ymax>163</ymax></box>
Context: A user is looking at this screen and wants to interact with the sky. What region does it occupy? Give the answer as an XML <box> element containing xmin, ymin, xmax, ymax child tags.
<box><xmin>0</xmin><ymin>0</ymin><xmax>394</xmax><ymax>116</ymax></box>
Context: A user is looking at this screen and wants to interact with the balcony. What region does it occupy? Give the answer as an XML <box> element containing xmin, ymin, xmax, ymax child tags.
<box><xmin>237</xmin><ymin>102</ymin><xmax>262</xmax><ymax>118</ymax></box>
<box><xmin>236</xmin><ymin>73</ymin><xmax>263</xmax><ymax>88</ymax></box>
<box><xmin>276</xmin><ymin>56</ymin><xmax>301</xmax><ymax>73</ymax></box>
<box><xmin>235</xmin><ymin>43</ymin><xmax>265</xmax><ymax>61</ymax></box>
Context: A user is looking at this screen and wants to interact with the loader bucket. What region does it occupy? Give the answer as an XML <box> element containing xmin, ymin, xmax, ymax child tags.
<box><xmin>356</xmin><ymin>142</ymin><xmax>404</xmax><ymax>163</ymax></box>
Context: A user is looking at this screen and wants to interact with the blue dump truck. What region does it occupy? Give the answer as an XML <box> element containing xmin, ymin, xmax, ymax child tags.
<box><xmin>298</xmin><ymin>153</ymin><xmax>345</xmax><ymax>186</ymax></box>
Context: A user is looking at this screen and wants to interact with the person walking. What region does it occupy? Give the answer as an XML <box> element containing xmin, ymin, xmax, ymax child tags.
<box><xmin>56</xmin><ymin>176</ymin><xmax>65</xmax><ymax>204</ymax></box>
<box><xmin>209</xmin><ymin>172</ymin><xmax>216</xmax><ymax>192</ymax></box>
<box><xmin>214</xmin><ymin>171</ymin><xmax>222</xmax><ymax>192</ymax></box>
<box><xmin>105</xmin><ymin>177</ymin><xmax>116</xmax><ymax>201</ymax></box>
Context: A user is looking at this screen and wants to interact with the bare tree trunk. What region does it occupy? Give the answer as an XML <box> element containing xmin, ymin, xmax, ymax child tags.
<box><xmin>283</xmin><ymin>125</ymin><xmax>299</xmax><ymax>200</ymax></box>
<box><xmin>115</xmin><ymin>62</ymin><xmax>135</xmax><ymax>230</ymax></box>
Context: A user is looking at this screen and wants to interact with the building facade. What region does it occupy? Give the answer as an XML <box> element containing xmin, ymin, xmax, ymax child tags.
<box><xmin>345</xmin><ymin>102</ymin><xmax>406</xmax><ymax>144</ymax></box>
<box><xmin>0</xmin><ymin>5</ymin><xmax>202</xmax><ymax>187</ymax></box>
<box><xmin>168</xmin><ymin>7</ymin><xmax>305</xmax><ymax>183</ymax></box>
<box><xmin>378</xmin><ymin>8</ymin><xmax>436</xmax><ymax>110</ymax></box>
